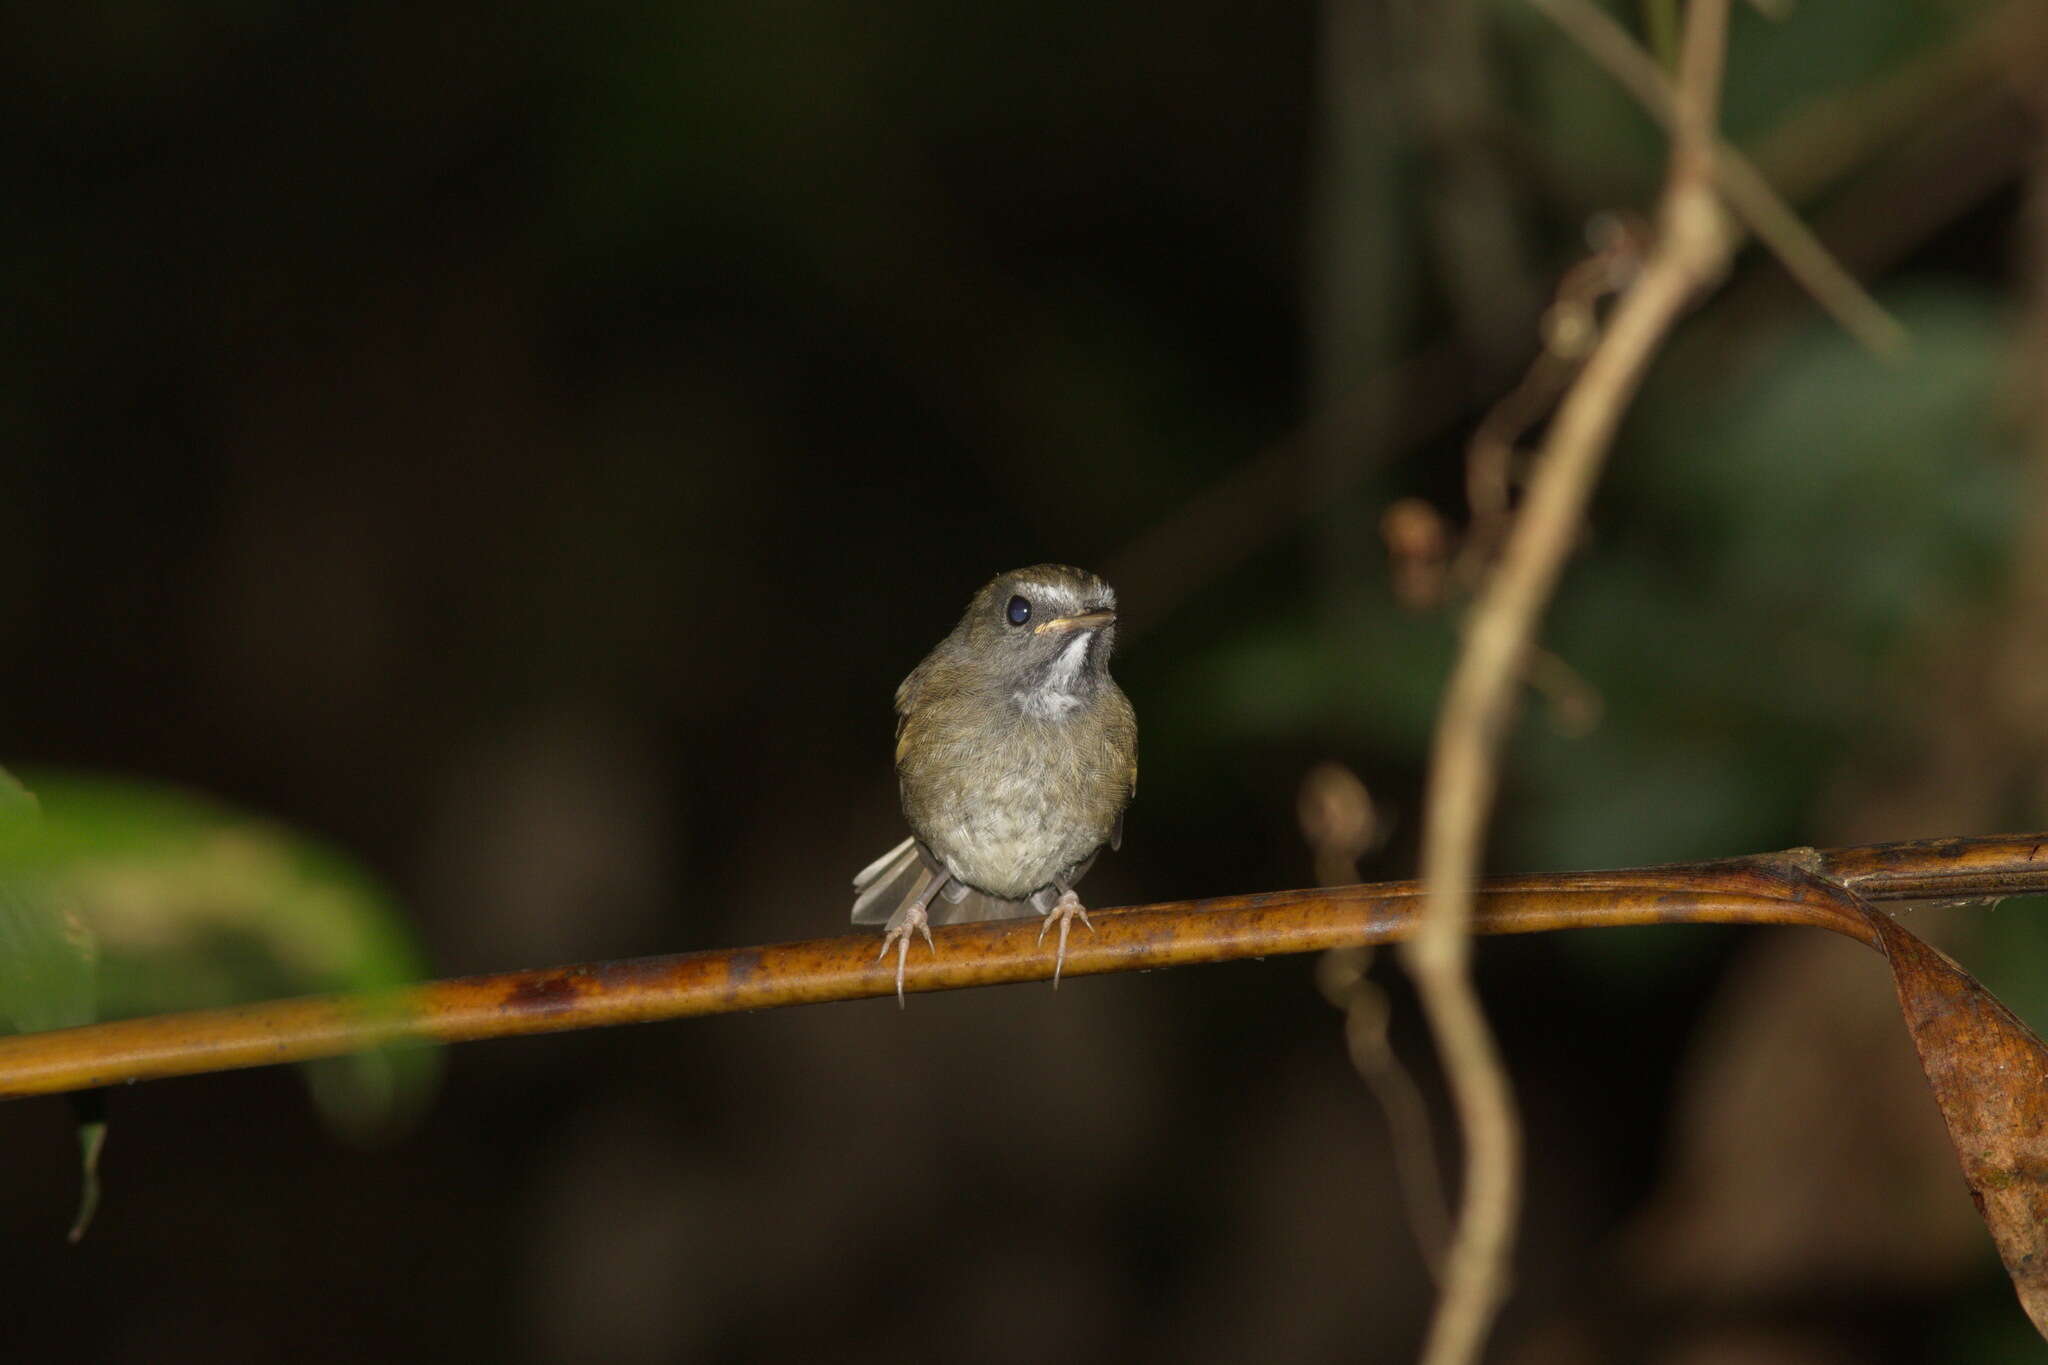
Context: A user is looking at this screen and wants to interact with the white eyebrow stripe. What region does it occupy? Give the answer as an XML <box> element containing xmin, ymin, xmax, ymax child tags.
<box><xmin>1015</xmin><ymin>579</ymin><xmax>1110</xmax><ymax>612</ymax></box>
<box><xmin>1016</xmin><ymin>582</ymin><xmax>1069</xmax><ymax>611</ymax></box>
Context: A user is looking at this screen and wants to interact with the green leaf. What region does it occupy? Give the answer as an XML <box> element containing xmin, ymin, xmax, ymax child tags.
<box><xmin>0</xmin><ymin>765</ymin><xmax>97</xmax><ymax>1036</ymax></box>
<box><xmin>0</xmin><ymin>765</ymin><xmax>36</xmax><ymax>817</ymax></box>
<box><xmin>0</xmin><ymin>764</ymin><xmax>105</xmax><ymax>1239</ymax></box>
<box><xmin>0</xmin><ymin>772</ymin><xmax>439</xmax><ymax>1140</ymax></box>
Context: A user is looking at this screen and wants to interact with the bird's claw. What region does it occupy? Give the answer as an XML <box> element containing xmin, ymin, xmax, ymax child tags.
<box><xmin>1036</xmin><ymin>890</ymin><xmax>1094</xmax><ymax>989</ymax></box>
<box><xmin>878</xmin><ymin>903</ymin><xmax>938</xmax><ymax>1007</ymax></box>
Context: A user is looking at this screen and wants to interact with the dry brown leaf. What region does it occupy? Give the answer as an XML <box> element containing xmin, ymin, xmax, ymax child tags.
<box><xmin>1869</xmin><ymin>905</ymin><xmax>2048</xmax><ymax>1336</ymax></box>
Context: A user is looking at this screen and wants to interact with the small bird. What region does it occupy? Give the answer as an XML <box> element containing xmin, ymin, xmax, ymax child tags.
<box><xmin>853</xmin><ymin>565</ymin><xmax>1137</xmax><ymax>1003</ymax></box>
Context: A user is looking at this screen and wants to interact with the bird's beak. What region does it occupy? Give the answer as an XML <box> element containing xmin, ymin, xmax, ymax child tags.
<box><xmin>1035</xmin><ymin>609</ymin><xmax>1117</xmax><ymax>635</ymax></box>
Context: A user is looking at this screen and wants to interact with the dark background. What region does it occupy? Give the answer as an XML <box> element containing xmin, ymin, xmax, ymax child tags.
<box><xmin>4</xmin><ymin>1</ymin><xmax>2047</xmax><ymax>1360</ymax></box>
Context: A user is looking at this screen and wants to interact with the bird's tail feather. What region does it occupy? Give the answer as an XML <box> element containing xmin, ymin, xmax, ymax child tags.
<box><xmin>850</xmin><ymin>836</ymin><xmax>1046</xmax><ymax>928</ymax></box>
<box><xmin>851</xmin><ymin>836</ymin><xmax>922</xmax><ymax>924</ymax></box>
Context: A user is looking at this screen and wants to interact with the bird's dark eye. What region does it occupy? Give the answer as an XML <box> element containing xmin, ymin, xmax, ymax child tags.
<box><xmin>1006</xmin><ymin>595</ymin><xmax>1032</xmax><ymax>627</ymax></box>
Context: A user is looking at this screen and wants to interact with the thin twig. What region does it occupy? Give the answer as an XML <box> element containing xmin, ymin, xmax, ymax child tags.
<box><xmin>1302</xmin><ymin>764</ymin><xmax>1452</xmax><ymax>1274</ymax></box>
<box><xmin>1319</xmin><ymin>946</ymin><xmax>1454</xmax><ymax>1278</ymax></box>
<box><xmin>0</xmin><ymin>833</ymin><xmax>2039</xmax><ymax>1103</ymax></box>
<box><xmin>1753</xmin><ymin>1</ymin><xmax>2047</xmax><ymax>206</ymax></box>
<box><xmin>1528</xmin><ymin>0</ymin><xmax>1907</xmax><ymax>358</ymax></box>
<box><xmin>1403</xmin><ymin>4</ymin><xmax>1737</xmax><ymax>1361</ymax></box>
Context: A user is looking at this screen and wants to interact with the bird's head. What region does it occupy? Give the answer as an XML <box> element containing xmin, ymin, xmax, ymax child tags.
<box><xmin>950</xmin><ymin>564</ymin><xmax>1119</xmax><ymax>714</ymax></box>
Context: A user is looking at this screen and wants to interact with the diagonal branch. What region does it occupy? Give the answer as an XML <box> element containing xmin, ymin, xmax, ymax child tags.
<box><xmin>1403</xmin><ymin>3</ymin><xmax>1737</xmax><ymax>1361</ymax></box>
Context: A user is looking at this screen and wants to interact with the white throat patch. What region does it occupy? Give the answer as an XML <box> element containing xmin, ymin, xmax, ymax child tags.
<box><xmin>1018</xmin><ymin>633</ymin><xmax>1092</xmax><ymax>717</ymax></box>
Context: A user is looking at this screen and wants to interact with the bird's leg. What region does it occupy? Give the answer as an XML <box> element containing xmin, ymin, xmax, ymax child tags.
<box><xmin>878</xmin><ymin>871</ymin><xmax>948</xmax><ymax>1007</ymax></box>
<box><xmin>1035</xmin><ymin>886</ymin><xmax>1095</xmax><ymax>988</ymax></box>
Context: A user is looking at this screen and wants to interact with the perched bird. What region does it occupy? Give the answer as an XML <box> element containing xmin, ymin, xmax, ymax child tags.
<box><xmin>853</xmin><ymin>565</ymin><xmax>1137</xmax><ymax>1002</ymax></box>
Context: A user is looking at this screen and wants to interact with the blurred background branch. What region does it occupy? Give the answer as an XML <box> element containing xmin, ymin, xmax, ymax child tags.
<box><xmin>1406</xmin><ymin>2</ymin><xmax>1735</xmax><ymax>1360</ymax></box>
<box><xmin>1529</xmin><ymin>0</ymin><xmax>1903</xmax><ymax>355</ymax></box>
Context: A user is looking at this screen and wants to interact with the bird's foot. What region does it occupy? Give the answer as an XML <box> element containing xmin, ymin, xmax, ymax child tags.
<box><xmin>1035</xmin><ymin>890</ymin><xmax>1094</xmax><ymax>988</ymax></box>
<box><xmin>878</xmin><ymin>903</ymin><xmax>937</xmax><ymax>1007</ymax></box>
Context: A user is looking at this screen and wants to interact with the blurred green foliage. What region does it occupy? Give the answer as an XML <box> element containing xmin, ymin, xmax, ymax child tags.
<box><xmin>1532</xmin><ymin>286</ymin><xmax>2019</xmax><ymax>871</ymax></box>
<box><xmin>1175</xmin><ymin>281</ymin><xmax>2021</xmax><ymax>881</ymax></box>
<box><xmin>0</xmin><ymin>766</ymin><xmax>96</xmax><ymax>1036</ymax></box>
<box><xmin>1975</xmin><ymin>895</ymin><xmax>2048</xmax><ymax>1039</ymax></box>
<box><xmin>0</xmin><ymin>772</ymin><xmax>437</xmax><ymax>1138</ymax></box>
